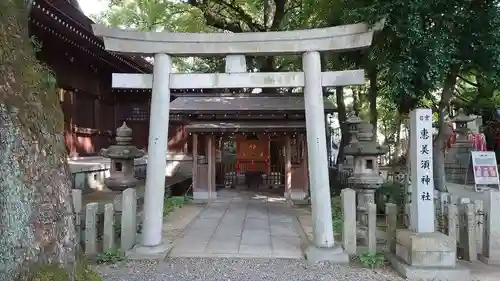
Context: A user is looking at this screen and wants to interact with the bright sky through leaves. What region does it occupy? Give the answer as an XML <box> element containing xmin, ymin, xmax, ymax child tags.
<box><xmin>78</xmin><ymin>0</ymin><xmax>107</xmax><ymax>16</ymax></box>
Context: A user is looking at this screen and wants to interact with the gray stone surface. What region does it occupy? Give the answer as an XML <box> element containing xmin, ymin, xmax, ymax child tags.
<box><xmin>367</xmin><ymin>203</ymin><xmax>377</xmax><ymax>254</ymax></box>
<box><xmin>388</xmin><ymin>253</ymin><xmax>471</xmax><ymax>281</ymax></box>
<box><xmin>304</xmin><ymin>244</ymin><xmax>349</xmax><ymax>264</ymax></box>
<box><xmin>385</xmin><ymin>203</ymin><xmax>397</xmax><ymax>252</ymax></box>
<box><xmin>341</xmin><ymin>188</ymin><xmax>356</xmax><ymax>255</ymax></box>
<box><xmin>395</xmin><ymin>230</ymin><xmax>457</xmax><ymax>267</ymax></box>
<box><xmin>103</xmin><ymin>203</ymin><xmax>115</xmax><ymax>251</ymax></box>
<box><xmin>480</xmin><ymin>190</ymin><xmax>500</xmax><ymax>264</ymax></box>
<box><xmin>93</xmin><ymin>22</ymin><xmax>375</xmax><ymax>55</ymax></box>
<box><xmin>121</xmin><ymin>188</ymin><xmax>137</xmax><ymax>252</ymax></box>
<box><xmin>462</xmin><ymin>203</ymin><xmax>477</xmax><ymax>261</ymax></box>
<box><xmin>169</xmin><ymin>189</ymin><xmax>303</xmax><ymax>259</ymax></box>
<box><xmin>392</xmin><ymin>230</ymin><xmax>471</xmax><ymax>280</ymax></box>
<box><xmin>474</xmin><ymin>199</ymin><xmax>484</xmax><ymax>255</ymax></box>
<box><xmin>447</xmin><ymin>204</ymin><xmax>459</xmax><ymax>242</ymax></box>
<box><xmin>85</xmin><ymin>202</ymin><xmax>98</xmax><ymax>254</ymax></box>
<box><xmin>73</xmin><ymin>189</ymin><xmax>83</xmax><ymax>245</ymax></box>
<box><xmin>126</xmin><ymin>243</ymin><xmax>173</xmax><ymax>260</ymax></box>
<box><xmin>95</xmin><ymin>258</ymin><xmax>407</xmax><ymax>281</ymax></box>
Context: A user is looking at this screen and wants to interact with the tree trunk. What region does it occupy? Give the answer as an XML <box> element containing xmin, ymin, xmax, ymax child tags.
<box><xmin>393</xmin><ymin>117</ymin><xmax>402</xmax><ymax>163</ymax></box>
<box><xmin>433</xmin><ymin>65</ymin><xmax>460</xmax><ymax>192</ymax></box>
<box><xmin>368</xmin><ymin>67</ymin><xmax>378</xmax><ymax>136</ymax></box>
<box><xmin>0</xmin><ymin>1</ymin><xmax>76</xmax><ymax>280</ymax></box>
<box><xmin>336</xmin><ymin>86</ymin><xmax>348</xmax><ymax>165</ymax></box>
<box><xmin>352</xmin><ymin>87</ymin><xmax>360</xmax><ymax>115</ymax></box>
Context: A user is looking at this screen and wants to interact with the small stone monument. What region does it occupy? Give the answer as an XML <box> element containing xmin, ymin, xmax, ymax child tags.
<box><xmin>101</xmin><ymin>122</ymin><xmax>146</xmax><ymax>191</ymax></box>
<box><xmin>389</xmin><ymin>108</ymin><xmax>470</xmax><ymax>281</ymax></box>
<box><xmin>445</xmin><ymin>109</ymin><xmax>474</xmax><ymax>184</ymax></box>
<box><xmin>344</xmin><ymin>122</ymin><xmax>387</xmax><ymax>225</ymax></box>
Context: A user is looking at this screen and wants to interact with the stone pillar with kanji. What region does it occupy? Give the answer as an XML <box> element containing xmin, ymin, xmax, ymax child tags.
<box><xmin>389</xmin><ymin>108</ymin><xmax>470</xmax><ymax>280</ymax></box>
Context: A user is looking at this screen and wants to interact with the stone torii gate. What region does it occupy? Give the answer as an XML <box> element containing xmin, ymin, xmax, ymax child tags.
<box><xmin>93</xmin><ymin>23</ymin><xmax>374</xmax><ymax>262</ymax></box>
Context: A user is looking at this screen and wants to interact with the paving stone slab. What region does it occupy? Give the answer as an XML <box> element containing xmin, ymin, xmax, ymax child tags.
<box><xmin>244</xmin><ymin>218</ymin><xmax>270</xmax><ymax>230</ymax></box>
<box><xmin>170</xmin><ymin>189</ymin><xmax>304</xmax><ymax>259</ymax></box>
<box><xmin>206</xmin><ymin>236</ymin><xmax>240</xmax><ymax>254</ymax></box>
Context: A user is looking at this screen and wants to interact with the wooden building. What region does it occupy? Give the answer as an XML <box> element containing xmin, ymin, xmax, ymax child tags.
<box><xmin>28</xmin><ymin>0</ymin><xmax>188</xmax><ymax>156</ymax></box>
<box><xmin>169</xmin><ymin>95</ymin><xmax>336</xmax><ymax>199</ymax></box>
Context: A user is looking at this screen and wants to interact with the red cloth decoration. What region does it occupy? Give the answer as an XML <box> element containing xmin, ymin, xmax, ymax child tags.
<box><xmin>468</xmin><ymin>133</ymin><xmax>487</xmax><ymax>151</ymax></box>
<box><xmin>446</xmin><ymin>132</ymin><xmax>487</xmax><ymax>152</ymax></box>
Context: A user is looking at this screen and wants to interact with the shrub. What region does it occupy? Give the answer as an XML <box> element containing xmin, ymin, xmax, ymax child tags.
<box><xmin>331</xmin><ymin>196</ymin><xmax>343</xmax><ymax>234</ymax></box>
<box><xmin>375</xmin><ymin>181</ymin><xmax>404</xmax><ymax>213</ymax></box>
<box><xmin>90</xmin><ymin>248</ymin><xmax>125</xmax><ymax>265</ymax></box>
<box><xmin>356</xmin><ymin>251</ymin><xmax>388</xmax><ymax>268</ymax></box>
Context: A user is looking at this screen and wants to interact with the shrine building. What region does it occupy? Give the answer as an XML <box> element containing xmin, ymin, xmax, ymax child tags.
<box><xmin>169</xmin><ymin>95</ymin><xmax>336</xmax><ymax>200</ymax></box>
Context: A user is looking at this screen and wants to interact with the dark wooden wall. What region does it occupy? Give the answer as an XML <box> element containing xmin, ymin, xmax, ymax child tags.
<box><xmin>115</xmin><ymin>92</ymin><xmax>189</xmax><ymax>152</ymax></box>
<box><xmin>34</xmin><ymin>35</ymin><xmax>114</xmax><ymax>157</ymax></box>
<box><xmin>34</xmin><ymin>26</ymin><xmax>188</xmax><ymax>156</ymax></box>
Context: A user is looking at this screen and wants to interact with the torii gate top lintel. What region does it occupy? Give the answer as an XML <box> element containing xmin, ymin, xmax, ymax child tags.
<box><xmin>92</xmin><ymin>23</ymin><xmax>374</xmax><ymax>56</ymax></box>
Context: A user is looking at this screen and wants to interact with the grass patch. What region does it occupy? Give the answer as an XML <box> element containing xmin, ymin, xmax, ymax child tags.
<box><xmin>89</xmin><ymin>248</ymin><xmax>125</xmax><ymax>265</ymax></box>
<box><xmin>355</xmin><ymin>251</ymin><xmax>388</xmax><ymax>268</ymax></box>
<box><xmin>22</xmin><ymin>258</ymin><xmax>102</xmax><ymax>281</ymax></box>
<box><xmin>163</xmin><ymin>195</ymin><xmax>188</xmax><ymax>217</ymax></box>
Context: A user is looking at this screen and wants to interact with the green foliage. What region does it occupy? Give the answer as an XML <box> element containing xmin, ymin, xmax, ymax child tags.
<box><xmin>93</xmin><ymin>0</ymin><xmax>500</xmax><ymax>154</ymax></box>
<box><xmin>375</xmin><ymin>181</ymin><xmax>404</xmax><ymax>212</ymax></box>
<box><xmin>113</xmin><ymin>217</ymin><xmax>143</xmax><ymax>238</ymax></box>
<box><xmin>163</xmin><ymin>196</ymin><xmax>187</xmax><ymax>217</ymax></box>
<box><xmin>331</xmin><ymin>196</ymin><xmax>343</xmax><ymax>234</ymax></box>
<box><xmin>22</xmin><ymin>259</ymin><xmax>102</xmax><ymax>281</ymax></box>
<box><xmin>90</xmin><ymin>248</ymin><xmax>125</xmax><ymax>265</ymax></box>
<box><xmin>356</xmin><ymin>251</ymin><xmax>388</xmax><ymax>268</ymax></box>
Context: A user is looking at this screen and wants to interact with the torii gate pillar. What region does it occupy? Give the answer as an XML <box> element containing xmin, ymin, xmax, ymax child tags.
<box><xmin>93</xmin><ymin>23</ymin><xmax>375</xmax><ymax>262</ymax></box>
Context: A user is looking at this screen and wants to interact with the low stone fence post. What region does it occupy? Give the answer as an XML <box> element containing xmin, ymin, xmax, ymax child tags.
<box><xmin>341</xmin><ymin>188</ymin><xmax>356</xmax><ymax>255</ymax></box>
<box><xmin>85</xmin><ymin>202</ymin><xmax>98</xmax><ymax>254</ymax></box>
<box><xmin>71</xmin><ymin>186</ymin><xmax>140</xmax><ymax>255</ymax></box>
<box><xmin>473</xmin><ymin>199</ymin><xmax>484</xmax><ymax>255</ymax></box>
<box><xmin>103</xmin><ymin>203</ymin><xmax>115</xmax><ymax>251</ymax></box>
<box><xmin>121</xmin><ymin>188</ymin><xmax>137</xmax><ymax>252</ymax></box>
<box><xmin>479</xmin><ymin>190</ymin><xmax>500</xmax><ymax>265</ymax></box>
<box><xmin>72</xmin><ymin>189</ymin><xmax>82</xmax><ymax>251</ymax></box>
<box><xmin>446</xmin><ymin>204</ymin><xmax>458</xmax><ymax>242</ymax></box>
<box><xmin>462</xmin><ymin>203</ymin><xmax>477</xmax><ymax>261</ymax></box>
<box><xmin>385</xmin><ymin>203</ymin><xmax>397</xmax><ymax>252</ymax></box>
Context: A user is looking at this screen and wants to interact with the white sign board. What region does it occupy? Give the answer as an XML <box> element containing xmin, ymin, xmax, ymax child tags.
<box><xmin>409</xmin><ymin>108</ymin><xmax>435</xmax><ymax>233</ymax></box>
<box><xmin>471</xmin><ymin>151</ymin><xmax>500</xmax><ymax>186</ymax></box>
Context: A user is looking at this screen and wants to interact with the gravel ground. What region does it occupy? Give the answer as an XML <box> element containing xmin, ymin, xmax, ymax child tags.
<box><xmin>95</xmin><ymin>258</ymin><xmax>406</xmax><ymax>281</ymax></box>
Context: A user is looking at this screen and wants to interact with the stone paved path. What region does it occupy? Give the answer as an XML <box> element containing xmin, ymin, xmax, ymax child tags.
<box><xmin>169</xmin><ymin>189</ymin><xmax>304</xmax><ymax>258</ymax></box>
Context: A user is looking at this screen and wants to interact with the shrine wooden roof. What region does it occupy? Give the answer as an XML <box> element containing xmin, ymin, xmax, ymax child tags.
<box><xmin>185</xmin><ymin>120</ymin><xmax>306</xmax><ymax>133</ymax></box>
<box><xmin>31</xmin><ymin>0</ymin><xmax>152</xmax><ymax>73</ymax></box>
<box><xmin>169</xmin><ymin>96</ymin><xmax>336</xmax><ymax>114</ymax></box>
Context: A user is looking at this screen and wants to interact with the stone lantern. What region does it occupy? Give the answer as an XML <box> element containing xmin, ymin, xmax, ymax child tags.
<box><xmin>452</xmin><ymin>109</ymin><xmax>474</xmax><ymax>143</ymax></box>
<box><xmin>101</xmin><ymin>122</ymin><xmax>146</xmax><ymax>191</ymax></box>
<box><xmin>344</xmin><ymin>122</ymin><xmax>387</xmax><ymax>224</ymax></box>
<box><xmin>446</xmin><ymin>109</ymin><xmax>475</xmax><ymax>184</ymax></box>
<box><xmin>343</xmin><ymin>114</ymin><xmax>363</xmax><ymax>169</ymax></box>
<box><xmin>346</xmin><ymin>113</ymin><xmax>363</xmax><ymax>144</ymax></box>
